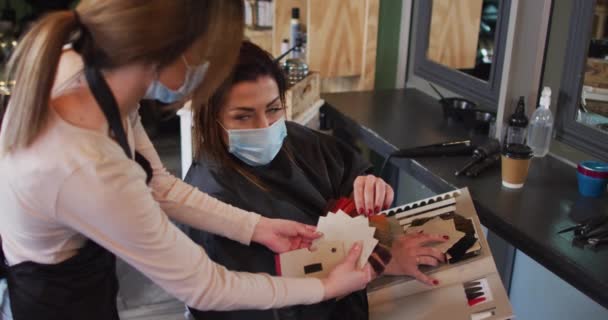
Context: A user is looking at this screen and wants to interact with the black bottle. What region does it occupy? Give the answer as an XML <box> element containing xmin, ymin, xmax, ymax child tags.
<box><xmin>505</xmin><ymin>97</ymin><xmax>529</xmax><ymax>145</ymax></box>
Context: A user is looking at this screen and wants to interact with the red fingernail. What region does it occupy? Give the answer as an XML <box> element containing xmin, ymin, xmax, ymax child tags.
<box><xmin>433</xmin><ymin>280</ymin><xmax>439</xmax><ymax>285</ymax></box>
<box><xmin>383</xmin><ymin>206</ymin><xmax>389</xmax><ymax>210</ymax></box>
<box><xmin>358</xmin><ymin>209</ymin><xmax>363</xmax><ymax>215</ymax></box>
<box><xmin>375</xmin><ymin>207</ymin><xmax>380</xmax><ymax>213</ymax></box>
<box><xmin>368</xmin><ymin>209</ymin><xmax>373</xmax><ymax>216</ymax></box>
<box><xmin>443</xmin><ymin>235</ymin><xmax>450</xmax><ymax>240</ymax></box>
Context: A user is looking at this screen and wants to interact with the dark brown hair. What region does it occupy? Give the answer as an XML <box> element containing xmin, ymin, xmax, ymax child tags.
<box><xmin>2</xmin><ymin>0</ymin><xmax>244</xmax><ymax>155</ymax></box>
<box><xmin>193</xmin><ymin>41</ymin><xmax>289</xmax><ymax>188</ymax></box>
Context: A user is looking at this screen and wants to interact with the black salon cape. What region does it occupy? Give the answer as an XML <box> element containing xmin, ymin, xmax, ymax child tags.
<box><xmin>185</xmin><ymin>121</ymin><xmax>372</xmax><ymax>320</ymax></box>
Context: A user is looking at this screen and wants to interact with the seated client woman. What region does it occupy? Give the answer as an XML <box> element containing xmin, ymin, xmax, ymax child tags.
<box><xmin>185</xmin><ymin>41</ymin><xmax>447</xmax><ymax>320</ymax></box>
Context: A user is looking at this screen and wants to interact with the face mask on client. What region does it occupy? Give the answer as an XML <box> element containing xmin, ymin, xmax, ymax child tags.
<box><xmin>222</xmin><ymin>117</ymin><xmax>287</xmax><ymax>166</ymax></box>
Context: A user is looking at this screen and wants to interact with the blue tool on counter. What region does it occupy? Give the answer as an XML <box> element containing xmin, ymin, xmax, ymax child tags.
<box><xmin>577</xmin><ymin>161</ymin><xmax>608</xmax><ymax>198</ymax></box>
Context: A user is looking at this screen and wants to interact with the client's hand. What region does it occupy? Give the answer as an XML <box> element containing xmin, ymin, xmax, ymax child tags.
<box><xmin>252</xmin><ymin>217</ymin><xmax>322</xmax><ymax>253</ymax></box>
<box><xmin>321</xmin><ymin>242</ymin><xmax>373</xmax><ymax>300</ymax></box>
<box><xmin>384</xmin><ymin>233</ymin><xmax>448</xmax><ymax>286</ymax></box>
<box><xmin>352</xmin><ymin>175</ymin><xmax>395</xmax><ymax>216</ymax></box>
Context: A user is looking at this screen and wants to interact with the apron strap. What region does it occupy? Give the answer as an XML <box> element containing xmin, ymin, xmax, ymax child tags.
<box><xmin>83</xmin><ymin>66</ymin><xmax>153</xmax><ymax>183</ymax></box>
<box><xmin>84</xmin><ymin>66</ymin><xmax>132</xmax><ymax>159</ymax></box>
<box><xmin>0</xmin><ymin>237</ymin><xmax>6</xmax><ymax>279</ymax></box>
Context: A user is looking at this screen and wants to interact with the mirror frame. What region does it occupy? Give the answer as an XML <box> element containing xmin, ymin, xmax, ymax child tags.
<box><xmin>555</xmin><ymin>0</ymin><xmax>608</xmax><ymax>161</ymax></box>
<box><xmin>413</xmin><ymin>0</ymin><xmax>512</xmax><ymax>108</ymax></box>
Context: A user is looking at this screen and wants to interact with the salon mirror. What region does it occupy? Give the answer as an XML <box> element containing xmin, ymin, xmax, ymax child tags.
<box><xmin>414</xmin><ymin>0</ymin><xmax>512</xmax><ymax>108</ymax></box>
<box><xmin>577</xmin><ymin>0</ymin><xmax>608</xmax><ymax>133</ymax></box>
<box><xmin>426</xmin><ymin>0</ymin><xmax>497</xmax><ymax>81</ymax></box>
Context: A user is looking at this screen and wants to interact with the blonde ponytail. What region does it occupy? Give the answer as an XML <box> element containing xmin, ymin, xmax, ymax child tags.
<box><xmin>1</xmin><ymin>11</ymin><xmax>78</xmax><ymax>154</ymax></box>
<box><xmin>1</xmin><ymin>1</ymin><xmax>244</xmax><ymax>156</ymax></box>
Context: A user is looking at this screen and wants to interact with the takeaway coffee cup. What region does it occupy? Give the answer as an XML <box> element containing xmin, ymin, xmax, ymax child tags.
<box><xmin>501</xmin><ymin>144</ymin><xmax>533</xmax><ymax>189</ymax></box>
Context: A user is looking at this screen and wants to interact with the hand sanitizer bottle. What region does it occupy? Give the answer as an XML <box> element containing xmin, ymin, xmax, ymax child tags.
<box><xmin>527</xmin><ymin>87</ymin><xmax>554</xmax><ymax>157</ymax></box>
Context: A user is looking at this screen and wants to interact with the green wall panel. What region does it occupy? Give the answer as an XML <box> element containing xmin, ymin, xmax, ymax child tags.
<box><xmin>374</xmin><ymin>0</ymin><xmax>403</xmax><ymax>90</ymax></box>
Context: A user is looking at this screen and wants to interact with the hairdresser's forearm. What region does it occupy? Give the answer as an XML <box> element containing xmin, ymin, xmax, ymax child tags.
<box><xmin>131</xmin><ymin>111</ymin><xmax>260</xmax><ymax>244</ymax></box>
<box><xmin>154</xmin><ymin>177</ymin><xmax>261</xmax><ymax>245</ymax></box>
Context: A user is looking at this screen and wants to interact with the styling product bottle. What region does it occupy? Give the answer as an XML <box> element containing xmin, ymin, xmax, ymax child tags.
<box><xmin>280</xmin><ymin>39</ymin><xmax>289</xmax><ymax>56</ymax></box>
<box><xmin>527</xmin><ymin>87</ymin><xmax>554</xmax><ymax>157</ymax></box>
<box><xmin>284</xmin><ymin>36</ymin><xmax>309</xmax><ymax>86</ymax></box>
<box><xmin>505</xmin><ymin>97</ymin><xmax>529</xmax><ymax>146</ymax></box>
<box><xmin>290</xmin><ymin>7</ymin><xmax>301</xmax><ymax>58</ymax></box>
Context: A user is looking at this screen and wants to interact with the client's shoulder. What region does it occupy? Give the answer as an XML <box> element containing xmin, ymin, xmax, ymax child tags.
<box><xmin>285</xmin><ymin>121</ymin><xmax>327</xmax><ymax>145</ymax></box>
<box><xmin>285</xmin><ymin>121</ymin><xmax>345</xmax><ymax>150</ymax></box>
<box><xmin>184</xmin><ymin>159</ymin><xmax>231</xmax><ymax>194</ymax></box>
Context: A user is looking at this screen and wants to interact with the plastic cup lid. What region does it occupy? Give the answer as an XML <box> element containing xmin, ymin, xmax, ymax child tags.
<box><xmin>577</xmin><ymin>161</ymin><xmax>608</xmax><ymax>179</ymax></box>
<box><xmin>502</xmin><ymin>144</ymin><xmax>533</xmax><ymax>159</ymax></box>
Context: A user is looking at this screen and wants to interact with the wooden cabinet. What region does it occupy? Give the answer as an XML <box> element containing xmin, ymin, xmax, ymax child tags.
<box><xmin>307</xmin><ymin>0</ymin><xmax>366</xmax><ymax>78</ymax></box>
<box><xmin>244</xmin><ymin>28</ymin><xmax>273</xmax><ymax>53</ymax></box>
<box><xmin>247</xmin><ymin>0</ymin><xmax>379</xmax><ymax>92</ymax></box>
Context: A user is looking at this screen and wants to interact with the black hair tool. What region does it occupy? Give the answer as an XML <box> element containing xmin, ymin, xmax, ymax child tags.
<box><xmin>465</xmin><ymin>153</ymin><xmax>500</xmax><ymax>177</ymax></box>
<box><xmin>390</xmin><ymin>140</ymin><xmax>474</xmax><ymax>158</ymax></box>
<box><xmin>455</xmin><ymin>139</ymin><xmax>500</xmax><ymax>176</ymax></box>
<box><xmin>558</xmin><ymin>215</ymin><xmax>608</xmax><ymax>249</ymax></box>
<box><xmin>558</xmin><ymin>216</ymin><xmax>608</xmax><ymax>237</ymax></box>
<box><xmin>379</xmin><ymin>140</ymin><xmax>474</xmax><ymax>176</ymax></box>
<box><xmin>588</xmin><ymin>236</ymin><xmax>608</xmax><ymax>249</ymax></box>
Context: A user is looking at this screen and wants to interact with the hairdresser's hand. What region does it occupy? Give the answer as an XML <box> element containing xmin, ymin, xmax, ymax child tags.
<box><xmin>252</xmin><ymin>217</ymin><xmax>322</xmax><ymax>253</ymax></box>
<box><xmin>321</xmin><ymin>242</ymin><xmax>373</xmax><ymax>300</ymax></box>
<box><xmin>353</xmin><ymin>175</ymin><xmax>395</xmax><ymax>216</ymax></box>
<box><xmin>384</xmin><ymin>233</ymin><xmax>448</xmax><ymax>286</ymax></box>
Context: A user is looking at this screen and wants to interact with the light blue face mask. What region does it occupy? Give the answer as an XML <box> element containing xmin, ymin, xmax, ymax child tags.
<box><xmin>144</xmin><ymin>56</ymin><xmax>209</xmax><ymax>104</ymax></box>
<box><xmin>224</xmin><ymin>117</ymin><xmax>288</xmax><ymax>167</ymax></box>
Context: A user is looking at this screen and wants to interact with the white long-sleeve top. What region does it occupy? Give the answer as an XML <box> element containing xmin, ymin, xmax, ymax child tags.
<box><xmin>0</xmin><ymin>107</ymin><xmax>324</xmax><ymax>310</ymax></box>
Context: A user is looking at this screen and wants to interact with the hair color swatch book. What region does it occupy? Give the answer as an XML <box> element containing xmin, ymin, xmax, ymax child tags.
<box><xmin>368</xmin><ymin>188</ymin><xmax>513</xmax><ymax>320</ymax></box>
<box><xmin>275</xmin><ymin>210</ymin><xmax>378</xmax><ymax>278</ymax></box>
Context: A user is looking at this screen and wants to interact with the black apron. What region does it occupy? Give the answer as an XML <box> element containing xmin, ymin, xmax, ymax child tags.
<box><xmin>0</xmin><ymin>65</ymin><xmax>152</xmax><ymax>320</ymax></box>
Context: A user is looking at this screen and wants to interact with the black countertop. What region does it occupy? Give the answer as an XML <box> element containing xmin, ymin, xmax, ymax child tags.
<box><xmin>321</xmin><ymin>89</ymin><xmax>608</xmax><ymax>309</ymax></box>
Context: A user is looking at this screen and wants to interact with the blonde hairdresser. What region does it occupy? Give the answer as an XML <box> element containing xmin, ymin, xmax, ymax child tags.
<box><xmin>0</xmin><ymin>1</ymin><xmax>371</xmax><ymax>319</ymax></box>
